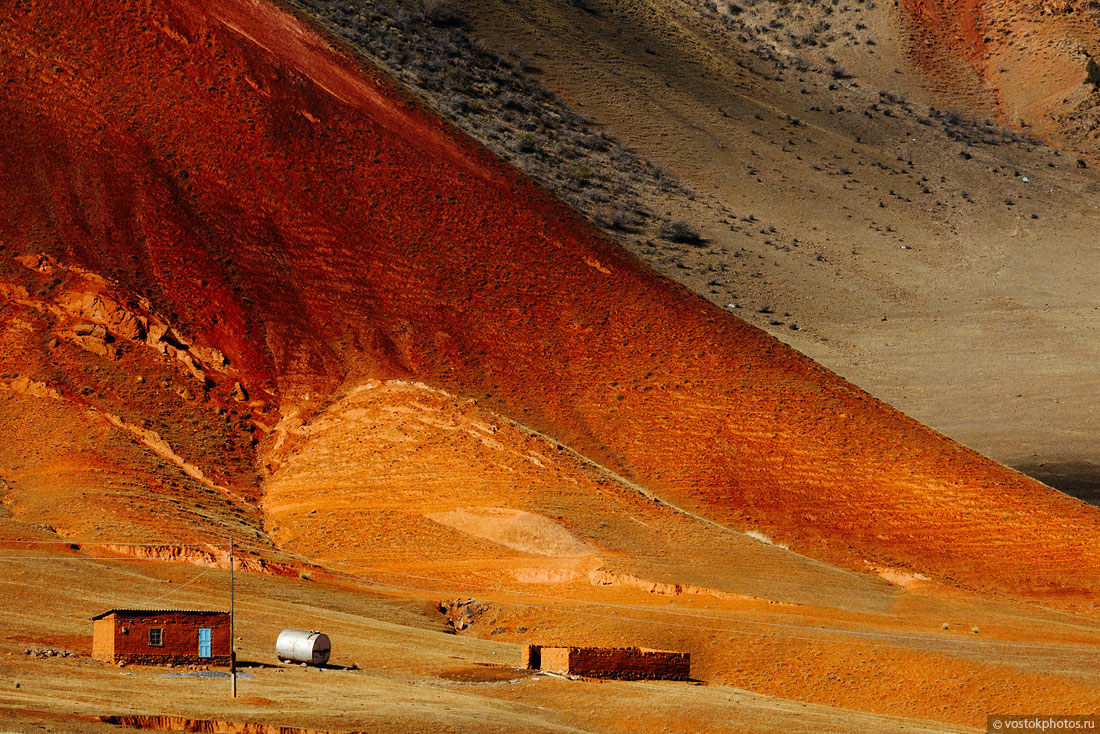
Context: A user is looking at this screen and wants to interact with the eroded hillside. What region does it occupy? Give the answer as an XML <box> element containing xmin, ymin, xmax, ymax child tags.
<box><xmin>400</xmin><ymin>0</ymin><xmax>1100</xmax><ymax>500</ymax></box>
<box><xmin>2</xmin><ymin>0</ymin><xmax>1100</xmax><ymax>608</ymax></box>
<box><xmin>4</xmin><ymin>0</ymin><xmax>1100</xmax><ymax>731</ymax></box>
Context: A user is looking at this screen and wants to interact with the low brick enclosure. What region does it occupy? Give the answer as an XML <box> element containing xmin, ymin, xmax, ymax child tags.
<box><xmin>524</xmin><ymin>645</ymin><xmax>690</xmax><ymax>681</ymax></box>
<box><xmin>92</xmin><ymin>609</ymin><xmax>230</xmax><ymax>666</ymax></box>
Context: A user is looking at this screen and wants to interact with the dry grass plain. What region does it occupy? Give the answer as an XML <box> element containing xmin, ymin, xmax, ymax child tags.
<box><xmin>4</xmin><ymin>518</ymin><xmax>1100</xmax><ymax>734</ymax></box>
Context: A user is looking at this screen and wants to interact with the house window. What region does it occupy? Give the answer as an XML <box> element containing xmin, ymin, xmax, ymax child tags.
<box><xmin>149</xmin><ymin>628</ymin><xmax>164</xmax><ymax>647</ymax></box>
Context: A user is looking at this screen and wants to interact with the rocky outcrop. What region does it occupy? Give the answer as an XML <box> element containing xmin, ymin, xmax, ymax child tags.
<box><xmin>439</xmin><ymin>598</ymin><xmax>489</xmax><ymax>632</ymax></box>
<box><xmin>73</xmin><ymin>323</ymin><xmax>107</xmax><ymax>338</ymax></box>
<box><xmin>57</xmin><ymin>291</ymin><xmax>146</xmax><ymax>341</ymax></box>
<box><xmin>587</xmin><ymin>569</ymin><xmax>797</xmax><ymax>606</ymax></box>
<box><xmin>192</xmin><ymin>345</ymin><xmax>228</xmax><ymax>368</ymax></box>
<box><xmin>14</xmin><ymin>252</ymin><xmax>57</xmax><ymax>273</ymax></box>
<box><xmin>175</xmin><ymin>351</ymin><xmax>209</xmax><ymax>384</ymax></box>
<box><xmin>4</xmin><ymin>376</ymin><xmax>63</xmax><ymax>401</ymax></box>
<box><xmin>99</xmin><ymin>412</ymin><xmax>237</xmax><ymax>500</ymax></box>
<box><xmin>229</xmin><ymin>382</ymin><xmax>248</xmax><ymax>402</ymax></box>
<box><xmin>9</xmin><ymin>261</ymin><xmax>242</xmax><ymax>397</ymax></box>
<box><xmin>71</xmin><ymin>332</ymin><xmax>118</xmax><ymax>360</ymax></box>
<box><xmin>90</xmin><ymin>543</ymin><xmax>292</xmax><ymax>575</ymax></box>
<box><xmin>146</xmin><ymin>322</ymin><xmax>190</xmax><ymax>351</ymax></box>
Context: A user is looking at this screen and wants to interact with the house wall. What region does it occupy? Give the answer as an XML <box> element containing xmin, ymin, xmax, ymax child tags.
<box><xmin>92</xmin><ymin>618</ymin><xmax>114</xmax><ymax>661</ymax></box>
<box><xmin>567</xmin><ymin>647</ymin><xmax>690</xmax><ymax>681</ymax></box>
<box><xmin>522</xmin><ymin>644</ymin><xmax>542</xmax><ymax>669</ymax></box>
<box><xmin>537</xmin><ymin>647</ymin><xmax>572</xmax><ymax>675</ymax></box>
<box><xmin>530</xmin><ymin>646</ymin><xmax>690</xmax><ymax>680</ymax></box>
<box><xmin>106</xmin><ymin>613</ymin><xmax>231</xmax><ymax>665</ymax></box>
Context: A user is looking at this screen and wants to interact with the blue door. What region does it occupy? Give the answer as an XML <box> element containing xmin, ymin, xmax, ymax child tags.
<box><xmin>198</xmin><ymin>628</ymin><xmax>211</xmax><ymax>658</ymax></box>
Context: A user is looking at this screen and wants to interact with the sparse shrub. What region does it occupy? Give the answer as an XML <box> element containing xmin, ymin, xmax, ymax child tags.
<box><xmin>440</xmin><ymin>90</ymin><xmax>469</xmax><ymax>113</ymax></box>
<box><xmin>517</xmin><ymin>133</ymin><xmax>539</xmax><ymax>154</ymax></box>
<box><xmin>566</xmin><ymin>163</ymin><xmax>594</xmax><ymax>186</ymax></box>
<box><xmin>582</xmin><ymin>187</ymin><xmax>610</xmax><ymax>204</ymax></box>
<box><xmin>660</xmin><ymin>220</ymin><xmax>703</xmax><ymax>244</ymax></box>
<box><xmin>442</xmin><ymin>62</ymin><xmax>467</xmax><ymax>87</ymax></box>
<box><xmin>939</xmin><ymin>108</ymin><xmax>962</xmax><ymax>126</ymax></box>
<box><xmin>499</xmin><ymin>91</ymin><xmax>528</xmax><ymax>113</ymax></box>
<box><xmin>1087</xmin><ymin>57</ymin><xmax>1100</xmax><ymax>88</ymax></box>
<box><xmin>612</xmin><ymin>208</ymin><xmax>643</xmax><ymax>230</ymax></box>
<box><xmin>654</xmin><ymin>165</ymin><xmax>683</xmax><ymax>192</ymax></box>
<box><xmin>595</xmin><ymin>206</ymin><xmax>643</xmax><ymax>231</ymax></box>
<box><xmin>419</xmin><ymin>0</ymin><xmax>464</xmax><ymax>27</ymax></box>
<box><xmin>830</xmin><ymin>64</ymin><xmax>850</xmax><ymax>79</ymax></box>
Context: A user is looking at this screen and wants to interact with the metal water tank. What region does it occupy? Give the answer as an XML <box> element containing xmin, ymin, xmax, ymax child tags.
<box><xmin>275</xmin><ymin>629</ymin><xmax>331</xmax><ymax>666</ymax></box>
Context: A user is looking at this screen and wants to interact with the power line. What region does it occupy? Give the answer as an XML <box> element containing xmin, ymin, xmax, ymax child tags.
<box><xmin>138</xmin><ymin>565</ymin><xmax>215</xmax><ymax>607</ymax></box>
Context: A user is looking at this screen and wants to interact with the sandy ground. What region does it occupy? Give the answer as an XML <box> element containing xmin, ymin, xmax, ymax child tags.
<box><xmin>3</xmin><ymin>524</ymin><xmax>1099</xmax><ymax>733</ymax></box>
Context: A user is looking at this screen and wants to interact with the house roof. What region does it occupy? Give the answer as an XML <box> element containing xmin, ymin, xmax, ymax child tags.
<box><xmin>91</xmin><ymin>608</ymin><xmax>229</xmax><ymax>620</ymax></box>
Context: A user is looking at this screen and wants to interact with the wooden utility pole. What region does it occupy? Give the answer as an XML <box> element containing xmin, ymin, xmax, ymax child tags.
<box><xmin>230</xmin><ymin>538</ymin><xmax>236</xmax><ymax>698</ymax></box>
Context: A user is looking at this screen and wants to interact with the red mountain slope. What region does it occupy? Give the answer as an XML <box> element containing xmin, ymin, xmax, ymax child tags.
<box><xmin>2</xmin><ymin>0</ymin><xmax>1100</xmax><ymax>608</ymax></box>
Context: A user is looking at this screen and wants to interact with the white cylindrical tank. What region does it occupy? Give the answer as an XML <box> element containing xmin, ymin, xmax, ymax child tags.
<box><xmin>275</xmin><ymin>629</ymin><xmax>331</xmax><ymax>666</ymax></box>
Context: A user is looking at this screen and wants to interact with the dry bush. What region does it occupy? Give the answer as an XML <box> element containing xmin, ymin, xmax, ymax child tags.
<box><xmin>420</xmin><ymin>0</ymin><xmax>464</xmax><ymax>27</ymax></box>
<box><xmin>660</xmin><ymin>220</ymin><xmax>703</xmax><ymax>244</ymax></box>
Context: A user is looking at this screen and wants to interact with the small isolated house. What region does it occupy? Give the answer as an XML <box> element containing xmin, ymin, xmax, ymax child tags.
<box><xmin>92</xmin><ymin>609</ymin><xmax>230</xmax><ymax>666</ymax></box>
<box><xmin>523</xmin><ymin>645</ymin><xmax>690</xmax><ymax>681</ymax></box>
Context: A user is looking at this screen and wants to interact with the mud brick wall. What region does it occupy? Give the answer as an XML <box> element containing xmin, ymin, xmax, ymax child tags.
<box><xmin>522</xmin><ymin>644</ymin><xmax>542</xmax><ymax>669</ymax></box>
<box><xmin>94</xmin><ymin>612</ymin><xmax>230</xmax><ymax>666</ymax></box>
<box><xmin>568</xmin><ymin>648</ymin><xmax>690</xmax><ymax>680</ymax></box>
<box><xmin>92</xmin><ymin>618</ymin><xmax>114</xmax><ymax>661</ymax></box>
<box><xmin>112</xmin><ymin>613</ymin><xmax>230</xmax><ymax>660</ymax></box>
<box><xmin>538</xmin><ymin>647</ymin><xmax>572</xmax><ymax>675</ymax></box>
<box><xmin>530</xmin><ymin>646</ymin><xmax>690</xmax><ymax>680</ymax></box>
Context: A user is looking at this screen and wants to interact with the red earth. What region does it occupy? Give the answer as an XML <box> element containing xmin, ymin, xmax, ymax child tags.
<box><xmin>2</xmin><ymin>0</ymin><xmax>1100</xmax><ymax>614</ymax></box>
